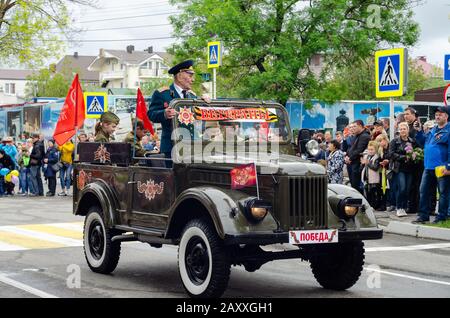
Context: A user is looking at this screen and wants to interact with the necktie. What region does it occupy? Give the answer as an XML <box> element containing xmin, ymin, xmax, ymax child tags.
<box><xmin>182</xmin><ymin>90</ymin><xmax>188</xmax><ymax>98</ymax></box>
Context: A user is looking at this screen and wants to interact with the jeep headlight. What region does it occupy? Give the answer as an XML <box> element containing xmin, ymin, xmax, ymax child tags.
<box><xmin>329</xmin><ymin>196</ymin><xmax>362</xmax><ymax>220</ymax></box>
<box><xmin>306</xmin><ymin>139</ymin><xmax>319</xmax><ymax>156</ymax></box>
<box><xmin>244</xmin><ymin>198</ymin><xmax>271</xmax><ymax>223</ymax></box>
<box><xmin>339</xmin><ymin>198</ymin><xmax>362</xmax><ymax>219</ymax></box>
<box><xmin>344</xmin><ymin>205</ymin><xmax>359</xmax><ymax>217</ymax></box>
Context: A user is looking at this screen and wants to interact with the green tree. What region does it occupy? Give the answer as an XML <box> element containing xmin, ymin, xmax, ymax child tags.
<box><xmin>0</xmin><ymin>0</ymin><xmax>95</xmax><ymax>67</ymax></box>
<box><xmin>168</xmin><ymin>0</ymin><xmax>420</xmax><ymax>105</ymax></box>
<box><xmin>320</xmin><ymin>57</ymin><xmax>440</xmax><ymax>102</ymax></box>
<box><xmin>25</xmin><ymin>68</ymin><xmax>71</xmax><ymax>97</ymax></box>
<box><xmin>140</xmin><ymin>78</ymin><xmax>173</xmax><ymax>96</ymax></box>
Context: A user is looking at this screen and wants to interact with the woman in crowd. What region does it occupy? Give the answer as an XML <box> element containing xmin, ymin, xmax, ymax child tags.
<box><xmin>57</xmin><ymin>140</ymin><xmax>75</xmax><ymax>196</ymax></box>
<box><xmin>361</xmin><ymin>141</ymin><xmax>381</xmax><ymax>209</ymax></box>
<box><xmin>1</xmin><ymin>137</ymin><xmax>18</xmax><ymax>168</ymax></box>
<box><xmin>375</xmin><ymin>134</ymin><xmax>392</xmax><ymax>211</ymax></box>
<box><xmin>371</xmin><ymin>121</ymin><xmax>387</xmax><ymax>141</ymax></box>
<box><xmin>388</xmin><ymin>122</ymin><xmax>416</xmax><ymax>217</ymax></box>
<box><xmin>0</xmin><ymin>149</ymin><xmax>16</xmax><ymax>196</ymax></box>
<box><xmin>326</xmin><ymin>139</ymin><xmax>345</xmax><ymax>184</ymax></box>
<box><xmin>43</xmin><ymin>140</ymin><xmax>59</xmax><ymax>197</ymax></box>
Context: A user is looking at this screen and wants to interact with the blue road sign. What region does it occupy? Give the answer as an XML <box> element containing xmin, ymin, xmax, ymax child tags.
<box><xmin>84</xmin><ymin>92</ymin><xmax>108</xmax><ymax>118</ymax></box>
<box><xmin>207</xmin><ymin>41</ymin><xmax>221</xmax><ymax>68</ymax></box>
<box><xmin>444</xmin><ymin>54</ymin><xmax>450</xmax><ymax>81</ymax></box>
<box><xmin>375</xmin><ymin>48</ymin><xmax>407</xmax><ymax>98</ymax></box>
<box><xmin>378</xmin><ymin>55</ymin><xmax>400</xmax><ymax>92</ymax></box>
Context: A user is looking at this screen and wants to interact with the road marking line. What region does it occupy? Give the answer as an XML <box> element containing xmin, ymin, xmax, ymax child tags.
<box><xmin>0</xmin><ymin>241</ymin><xmax>28</xmax><ymax>251</ymax></box>
<box><xmin>17</xmin><ymin>224</ymin><xmax>83</xmax><ymax>240</ymax></box>
<box><xmin>364</xmin><ymin>267</ymin><xmax>450</xmax><ymax>286</ymax></box>
<box><xmin>49</xmin><ymin>222</ymin><xmax>84</xmax><ymax>232</ymax></box>
<box><xmin>366</xmin><ymin>243</ymin><xmax>450</xmax><ymax>252</ymax></box>
<box><xmin>0</xmin><ymin>274</ymin><xmax>58</xmax><ymax>298</ymax></box>
<box><xmin>0</xmin><ymin>231</ymin><xmax>65</xmax><ymax>249</ymax></box>
<box><xmin>0</xmin><ymin>227</ymin><xmax>82</xmax><ymax>247</ymax></box>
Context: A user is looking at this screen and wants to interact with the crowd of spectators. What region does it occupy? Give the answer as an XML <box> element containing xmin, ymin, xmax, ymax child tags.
<box><xmin>0</xmin><ymin>130</ymin><xmax>160</xmax><ymax>197</ymax></box>
<box><xmin>298</xmin><ymin>106</ymin><xmax>450</xmax><ymax>224</ymax></box>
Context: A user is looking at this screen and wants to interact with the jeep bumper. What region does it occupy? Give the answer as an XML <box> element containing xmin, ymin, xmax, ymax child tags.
<box><xmin>224</xmin><ymin>228</ymin><xmax>383</xmax><ymax>245</ymax></box>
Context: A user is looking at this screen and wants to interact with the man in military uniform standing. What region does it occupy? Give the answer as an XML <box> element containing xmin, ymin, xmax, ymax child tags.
<box><xmin>124</xmin><ymin>119</ymin><xmax>147</xmax><ymax>158</ymax></box>
<box><xmin>147</xmin><ymin>60</ymin><xmax>198</xmax><ymax>164</ymax></box>
<box><xmin>95</xmin><ymin>111</ymin><xmax>120</xmax><ymax>143</ymax></box>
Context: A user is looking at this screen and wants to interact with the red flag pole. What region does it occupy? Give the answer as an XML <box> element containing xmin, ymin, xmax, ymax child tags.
<box><xmin>74</xmin><ymin>74</ymin><xmax>79</xmax><ymax>160</ymax></box>
<box><xmin>254</xmin><ymin>162</ymin><xmax>260</xmax><ymax>199</ymax></box>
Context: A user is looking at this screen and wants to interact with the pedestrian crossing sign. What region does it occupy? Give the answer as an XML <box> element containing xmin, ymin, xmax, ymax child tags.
<box><xmin>207</xmin><ymin>41</ymin><xmax>222</xmax><ymax>69</ymax></box>
<box><xmin>84</xmin><ymin>92</ymin><xmax>108</xmax><ymax>119</ymax></box>
<box><xmin>375</xmin><ymin>48</ymin><xmax>408</xmax><ymax>98</ymax></box>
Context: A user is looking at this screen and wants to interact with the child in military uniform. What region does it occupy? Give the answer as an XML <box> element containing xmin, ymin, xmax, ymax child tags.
<box><xmin>95</xmin><ymin>111</ymin><xmax>120</xmax><ymax>142</ymax></box>
<box><xmin>124</xmin><ymin>119</ymin><xmax>147</xmax><ymax>158</ymax></box>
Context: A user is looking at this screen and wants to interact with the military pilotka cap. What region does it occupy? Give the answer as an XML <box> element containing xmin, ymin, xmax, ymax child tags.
<box><xmin>168</xmin><ymin>60</ymin><xmax>195</xmax><ymax>75</ymax></box>
<box><xmin>100</xmin><ymin>111</ymin><xmax>120</xmax><ymax>124</ymax></box>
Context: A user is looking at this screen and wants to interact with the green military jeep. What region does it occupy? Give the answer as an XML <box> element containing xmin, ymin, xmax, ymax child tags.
<box><xmin>73</xmin><ymin>99</ymin><xmax>382</xmax><ymax>298</ymax></box>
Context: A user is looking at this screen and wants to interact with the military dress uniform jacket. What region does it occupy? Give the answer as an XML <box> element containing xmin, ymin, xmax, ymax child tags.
<box><xmin>94</xmin><ymin>129</ymin><xmax>114</xmax><ymax>143</ymax></box>
<box><xmin>124</xmin><ymin>131</ymin><xmax>146</xmax><ymax>157</ymax></box>
<box><xmin>147</xmin><ymin>84</ymin><xmax>196</xmax><ymax>154</ymax></box>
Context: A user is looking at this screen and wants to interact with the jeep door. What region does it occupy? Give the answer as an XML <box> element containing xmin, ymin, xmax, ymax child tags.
<box><xmin>127</xmin><ymin>165</ymin><xmax>175</xmax><ymax>230</ymax></box>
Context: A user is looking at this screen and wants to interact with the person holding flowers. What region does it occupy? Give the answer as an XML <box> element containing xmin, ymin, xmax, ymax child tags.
<box><xmin>388</xmin><ymin>122</ymin><xmax>417</xmax><ymax>217</ymax></box>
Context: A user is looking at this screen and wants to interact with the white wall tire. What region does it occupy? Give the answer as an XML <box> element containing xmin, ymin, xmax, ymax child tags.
<box><xmin>178</xmin><ymin>218</ymin><xmax>230</xmax><ymax>298</ymax></box>
<box><xmin>83</xmin><ymin>207</ymin><xmax>121</xmax><ymax>274</ymax></box>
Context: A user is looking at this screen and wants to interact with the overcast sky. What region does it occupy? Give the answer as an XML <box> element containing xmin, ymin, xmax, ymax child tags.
<box><xmin>63</xmin><ymin>0</ymin><xmax>449</xmax><ymax>67</ymax></box>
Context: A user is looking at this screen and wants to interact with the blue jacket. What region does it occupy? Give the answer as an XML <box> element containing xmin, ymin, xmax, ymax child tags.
<box><xmin>147</xmin><ymin>84</ymin><xmax>196</xmax><ymax>154</ymax></box>
<box><xmin>44</xmin><ymin>147</ymin><xmax>59</xmax><ymax>178</ymax></box>
<box><xmin>1</xmin><ymin>144</ymin><xmax>18</xmax><ymax>167</ymax></box>
<box><xmin>416</xmin><ymin>123</ymin><xmax>450</xmax><ymax>170</ymax></box>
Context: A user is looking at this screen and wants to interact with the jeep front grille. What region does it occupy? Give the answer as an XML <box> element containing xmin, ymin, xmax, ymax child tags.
<box><xmin>287</xmin><ymin>176</ymin><xmax>328</xmax><ymax>230</ymax></box>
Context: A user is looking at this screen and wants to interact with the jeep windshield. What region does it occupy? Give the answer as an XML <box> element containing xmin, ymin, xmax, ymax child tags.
<box><xmin>171</xmin><ymin>100</ymin><xmax>291</xmax><ymax>144</ymax></box>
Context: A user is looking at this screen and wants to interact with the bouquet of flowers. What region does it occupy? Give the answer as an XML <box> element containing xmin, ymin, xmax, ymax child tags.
<box><xmin>405</xmin><ymin>143</ymin><xmax>424</xmax><ymax>163</ymax></box>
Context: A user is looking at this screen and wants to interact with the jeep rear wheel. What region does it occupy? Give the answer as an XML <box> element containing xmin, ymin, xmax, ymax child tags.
<box><xmin>178</xmin><ymin>218</ymin><xmax>230</xmax><ymax>298</ymax></box>
<box><xmin>309</xmin><ymin>241</ymin><xmax>365</xmax><ymax>291</ymax></box>
<box><xmin>83</xmin><ymin>206</ymin><xmax>121</xmax><ymax>274</ymax></box>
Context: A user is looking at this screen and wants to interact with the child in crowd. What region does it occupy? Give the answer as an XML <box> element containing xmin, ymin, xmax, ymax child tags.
<box><xmin>18</xmin><ymin>146</ymin><xmax>32</xmax><ymax>195</ymax></box>
<box><xmin>361</xmin><ymin>141</ymin><xmax>381</xmax><ymax>209</ymax></box>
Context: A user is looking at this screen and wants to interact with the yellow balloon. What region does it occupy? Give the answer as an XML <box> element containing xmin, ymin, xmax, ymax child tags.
<box><xmin>5</xmin><ymin>173</ymin><xmax>12</xmax><ymax>182</ymax></box>
<box><xmin>11</xmin><ymin>170</ymin><xmax>19</xmax><ymax>177</ymax></box>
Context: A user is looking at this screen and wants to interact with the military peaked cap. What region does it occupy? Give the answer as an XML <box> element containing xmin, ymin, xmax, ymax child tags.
<box><xmin>168</xmin><ymin>60</ymin><xmax>195</xmax><ymax>75</ymax></box>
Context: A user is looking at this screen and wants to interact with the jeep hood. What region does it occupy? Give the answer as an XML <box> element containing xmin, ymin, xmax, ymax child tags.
<box><xmin>178</xmin><ymin>152</ymin><xmax>326</xmax><ymax>176</ymax></box>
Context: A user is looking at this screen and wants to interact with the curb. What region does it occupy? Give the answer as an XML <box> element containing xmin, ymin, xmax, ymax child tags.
<box><xmin>382</xmin><ymin>221</ymin><xmax>450</xmax><ymax>241</ymax></box>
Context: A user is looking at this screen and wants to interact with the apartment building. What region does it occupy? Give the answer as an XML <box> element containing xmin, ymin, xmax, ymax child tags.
<box><xmin>88</xmin><ymin>46</ymin><xmax>171</xmax><ymax>89</ymax></box>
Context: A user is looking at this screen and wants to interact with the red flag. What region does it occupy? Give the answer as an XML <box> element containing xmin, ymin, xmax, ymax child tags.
<box><xmin>53</xmin><ymin>74</ymin><xmax>85</xmax><ymax>146</ymax></box>
<box><xmin>230</xmin><ymin>163</ymin><xmax>257</xmax><ymax>189</ymax></box>
<box><xmin>136</xmin><ymin>88</ymin><xmax>154</xmax><ymax>135</ymax></box>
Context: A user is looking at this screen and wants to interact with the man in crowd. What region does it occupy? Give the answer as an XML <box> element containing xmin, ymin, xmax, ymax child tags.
<box><xmin>335</xmin><ymin>131</ymin><xmax>344</xmax><ymax>147</ymax></box>
<box><xmin>382</xmin><ymin>118</ymin><xmax>390</xmax><ymax>137</ymax></box>
<box><xmin>403</xmin><ymin>107</ymin><xmax>423</xmax><ymax>215</ymax></box>
<box><xmin>29</xmin><ymin>133</ymin><xmax>45</xmax><ymax>196</ymax></box>
<box><xmin>404</xmin><ymin>107</ymin><xmax>421</xmax><ymax>140</ymax></box>
<box><xmin>345</xmin><ymin>120</ymin><xmax>371</xmax><ymax>193</ymax></box>
<box><xmin>413</xmin><ymin>107</ymin><xmax>450</xmax><ymax>224</ymax></box>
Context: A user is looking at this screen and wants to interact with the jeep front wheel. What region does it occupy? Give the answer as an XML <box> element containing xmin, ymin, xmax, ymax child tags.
<box><xmin>83</xmin><ymin>206</ymin><xmax>121</xmax><ymax>274</ymax></box>
<box><xmin>178</xmin><ymin>218</ymin><xmax>230</xmax><ymax>298</ymax></box>
<box><xmin>309</xmin><ymin>241</ymin><xmax>365</xmax><ymax>290</ymax></box>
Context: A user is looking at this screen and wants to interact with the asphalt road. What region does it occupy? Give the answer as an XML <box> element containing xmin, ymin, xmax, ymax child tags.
<box><xmin>0</xmin><ymin>195</ymin><xmax>449</xmax><ymax>299</ymax></box>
